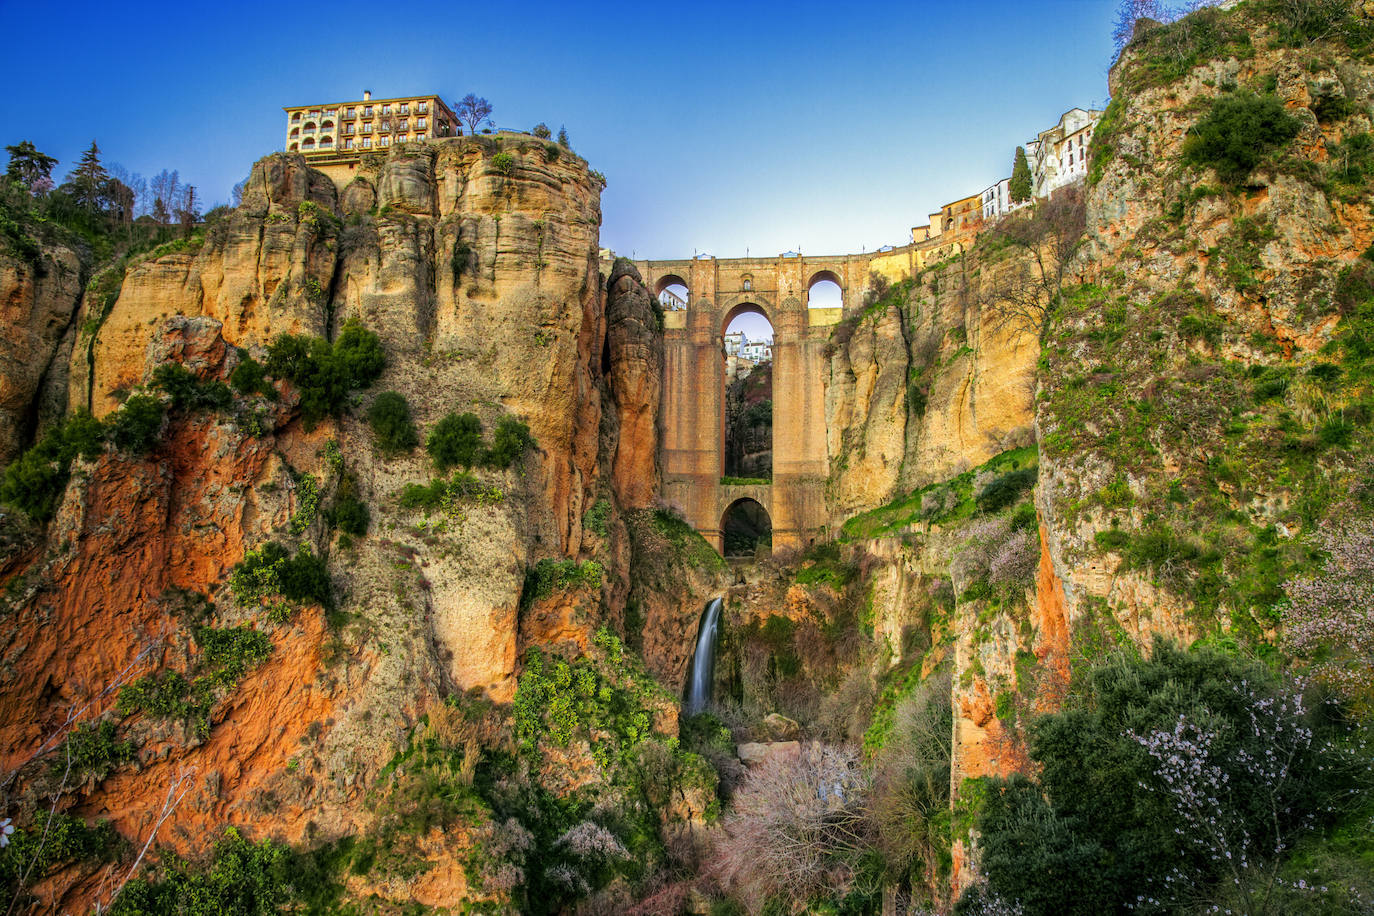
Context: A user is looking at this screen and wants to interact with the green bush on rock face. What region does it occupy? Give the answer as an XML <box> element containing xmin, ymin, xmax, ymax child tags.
<box><xmin>0</xmin><ymin>410</ymin><xmax>105</xmax><ymax>521</ymax></box>
<box><xmin>1182</xmin><ymin>92</ymin><xmax>1301</xmax><ymax>185</ymax></box>
<box><xmin>427</xmin><ymin>412</ymin><xmax>484</xmax><ymax>469</ymax></box>
<box><xmin>265</xmin><ymin>322</ymin><xmax>385</xmax><ymax>429</ymax></box>
<box><xmin>104</xmin><ymin>394</ymin><xmax>166</xmax><ymax>454</ymax></box>
<box><xmin>366</xmin><ymin>390</ymin><xmax>418</xmax><ymax>455</ymax></box>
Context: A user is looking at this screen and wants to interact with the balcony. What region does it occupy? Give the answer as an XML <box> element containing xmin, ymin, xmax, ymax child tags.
<box><xmin>303</xmin><ymin>128</ymin><xmax>317</xmax><ymax>136</ymax></box>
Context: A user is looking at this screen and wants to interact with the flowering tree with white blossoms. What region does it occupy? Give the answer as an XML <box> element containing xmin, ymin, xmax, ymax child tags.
<box><xmin>1128</xmin><ymin>680</ymin><xmax>1370</xmax><ymax>915</ymax></box>
<box><xmin>1282</xmin><ymin>522</ymin><xmax>1374</xmax><ymax>704</ymax></box>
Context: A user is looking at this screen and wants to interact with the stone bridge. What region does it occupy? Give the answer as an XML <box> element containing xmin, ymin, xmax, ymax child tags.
<box><xmin>623</xmin><ymin>237</ymin><xmax>969</xmax><ymax>553</ymax></box>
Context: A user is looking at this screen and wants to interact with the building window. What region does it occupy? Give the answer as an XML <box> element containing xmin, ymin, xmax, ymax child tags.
<box><xmin>418</xmin><ymin>101</ymin><xmax>428</xmax><ymax>114</ymax></box>
<box><xmin>381</xmin><ymin>136</ymin><xmax>390</xmax><ymax>147</ymax></box>
<box><xmin>344</xmin><ymin>139</ymin><xmax>353</xmax><ymax>150</ymax></box>
<box><xmin>346</xmin><ymin>107</ymin><xmax>355</xmax><ymax>118</ymax></box>
<box><xmin>742</xmin><ymin>278</ymin><xmax>752</xmax><ymax>291</ymax></box>
<box><xmin>290</xmin><ymin>128</ymin><xmax>299</xmax><ymax>138</ymax></box>
<box><xmin>291</xmin><ymin>112</ymin><xmax>301</xmax><ymax>121</ymax></box>
<box><xmin>380</xmin><ymin>120</ymin><xmax>391</xmax><ymax>132</ymax></box>
<box><xmin>362</xmin><ymin>138</ymin><xmax>372</xmax><ymax>148</ymax></box>
<box><xmin>346</xmin><ymin>124</ymin><xmax>355</xmax><ymax>135</ymax></box>
<box><xmin>325</xmin><ymin>109</ymin><xmax>337</xmax><ymax>118</ymax></box>
<box><xmin>362</xmin><ymin>122</ymin><xmax>372</xmax><ymax>133</ymax></box>
<box><xmin>399</xmin><ymin>103</ymin><xmax>409</xmax><ymax>114</ymax></box>
<box><xmin>416</xmin><ymin>132</ymin><xmax>427</xmax><ymax>140</ymax></box>
<box><xmin>382</xmin><ymin>105</ymin><xmax>392</xmax><ymax>115</ymax></box>
<box><xmin>417</xmin><ymin>117</ymin><xmax>427</xmax><ymax>129</ymax></box>
<box><xmin>309</xmin><ymin>109</ymin><xmax>320</xmax><ymax>118</ymax></box>
<box><xmin>364</xmin><ymin>106</ymin><xmax>373</xmax><ymax>117</ymax></box>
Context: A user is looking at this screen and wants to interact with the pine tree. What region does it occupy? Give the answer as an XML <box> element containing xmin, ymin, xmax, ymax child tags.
<box><xmin>557</xmin><ymin>126</ymin><xmax>570</xmax><ymax>149</ymax></box>
<box><xmin>1009</xmin><ymin>146</ymin><xmax>1032</xmax><ymax>203</ymax></box>
<box><xmin>69</xmin><ymin>141</ymin><xmax>108</xmax><ymax>213</ymax></box>
<box><xmin>5</xmin><ymin>140</ymin><xmax>57</xmax><ymax>193</ymax></box>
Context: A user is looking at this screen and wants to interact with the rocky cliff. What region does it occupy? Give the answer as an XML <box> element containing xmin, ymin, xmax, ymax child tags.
<box><xmin>0</xmin><ymin>138</ymin><xmax>686</xmax><ymax>913</ymax></box>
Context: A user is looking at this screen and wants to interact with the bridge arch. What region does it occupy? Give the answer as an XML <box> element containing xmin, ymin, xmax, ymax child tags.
<box><xmin>721</xmin><ymin>300</ymin><xmax>771</xmax><ymax>335</ymax></box>
<box><xmin>655</xmin><ymin>273</ymin><xmax>689</xmax><ymax>311</ymax></box>
<box><xmin>807</xmin><ymin>270</ymin><xmax>843</xmax><ymax>309</ymax></box>
<box><xmin>721</xmin><ymin>497</ymin><xmax>772</xmax><ymax>558</ymax></box>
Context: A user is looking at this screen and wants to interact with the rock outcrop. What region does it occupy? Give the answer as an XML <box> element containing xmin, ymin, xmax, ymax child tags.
<box><xmin>0</xmin><ymin>239</ymin><xmax>86</xmax><ymax>463</ymax></box>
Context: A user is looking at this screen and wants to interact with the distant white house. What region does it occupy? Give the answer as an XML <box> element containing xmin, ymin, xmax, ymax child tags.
<box><xmin>979</xmin><ymin>177</ymin><xmax>1022</xmax><ymax>221</ymax></box>
<box><xmin>724</xmin><ymin>330</ymin><xmax>745</xmax><ymax>357</ymax></box>
<box><xmin>741</xmin><ymin>341</ymin><xmax>772</xmax><ymax>363</ymax></box>
<box><xmin>1027</xmin><ymin>106</ymin><xmax>1103</xmax><ymax>198</ymax></box>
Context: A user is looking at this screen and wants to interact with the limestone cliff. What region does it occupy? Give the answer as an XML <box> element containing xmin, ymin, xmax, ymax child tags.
<box><xmin>0</xmin><ymin>236</ymin><xmax>86</xmax><ymax>465</ymax></box>
<box><xmin>0</xmin><ymin>139</ymin><xmax>677</xmax><ymax>913</ymax></box>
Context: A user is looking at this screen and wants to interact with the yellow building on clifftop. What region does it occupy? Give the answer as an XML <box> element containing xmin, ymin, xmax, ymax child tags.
<box><xmin>283</xmin><ymin>90</ymin><xmax>459</xmax><ymax>163</ymax></box>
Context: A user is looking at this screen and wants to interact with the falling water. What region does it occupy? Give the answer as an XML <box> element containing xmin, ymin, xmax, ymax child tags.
<box><xmin>683</xmin><ymin>597</ymin><xmax>723</xmax><ymax>716</ymax></box>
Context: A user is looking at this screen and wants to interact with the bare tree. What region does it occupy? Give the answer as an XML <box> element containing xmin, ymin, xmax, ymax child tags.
<box><xmin>149</xmin><ymin>170</ymin><xmax>179</xmax><ymax>225</ymax></box>
<box><xmin>1112</xmin><ymin>0</ymin><xmax>1165</xmax><ymax>52</ymax></box>
<box><xmin>230</xmin><ymin>179</ymin><xmax>246</xmax><ymax>208</ymax></box>
<box><xmin>711</xmin><ymin>743</ymin><xmax>868</xmax><ymax>910</ymax></box>
<box><xmin>983</xmin><ymin>185</ymin><xmax>1087</xmax><ymax>341</ymax></box>
<box><xmin>455</xmin><ymin>94</ymin><xmax>494</xmax><ymax>135</ymax></box>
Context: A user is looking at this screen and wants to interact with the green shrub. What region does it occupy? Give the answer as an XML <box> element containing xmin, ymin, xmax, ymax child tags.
<box><xmin>583</xmin><ymin>497</ymin><xmax>611</xmax><ymax>537</ymax></box>
<box><xmin>1182</xmin><ymin>92</ymin><xmax>1301</xmax><ymax>185</ymax></box>
<box><xmin>519</xmin><ymin>558</ymin><xmax>603</xmax><ymax>609</ymax></box>
<box><xmin>427</xmin><ymin>412</ymin><xmax>483</xmax><ymax>469</ymax></box>
<box><xmin>265</xmin><ymin>322</ymin><xmax>385</xmax><ymax>428</ymax></box>
<box><xmin>976</xmin><ymin>467</ymin><xmax>1037</xmax><ymax>513</ymax></box>
<box><xmin>109</xmin><ymin>828</ymin><xmax>290</xmax><ymax>916</ymax></box>
<box><xmin>117</xmin><ymin>627</ymin><xmax>272</xmax><ymax>736</ymax></box>
<box><xmin>152</xmin><ymin>363</ymin><xmax>232</xmax><ymax>412</ymax></box>
<box><xmin>491</xmin><ymin>152</ymin><xmax>515</xmax><ymax>175</ymax></box>
<box><xmin>0</xmin><ymin>410</ymin><xmax>105</xmax><ymax>521</ymax></box>
<box><xmin>104</xmin><ymin>394</ymin><xmax>165</xmax><ymax>454</ymax></box>
<box><xmin>229</xmin><ymin>542</ymin><xmax>332</xmax><ymax>609</ymax></box>
<box><xmin>366</xmin><ymin>390</ymin><xmax>418</xmax><ymax>455</ymax></box>
<box><xmin>60</xmin><ymin>720</ymin><xmax>135</xmax><ymax>780</ymax></box>
<box><xmin>484</xmin><ymin>415</ymin><xmax>535</xmax><ymax>468</ymax></box>
<box><xmin>327</xmin><ymin>474</ymin><xmax>369</xmax><ymax>537</ymax></box>
<box><xmin>970</xmin><ymin>641</ymin><xmax>1362</xmax><ymax>915</ymax></box>
<box><xmin>229</xmin><ymin>356</ymin><xmax>275</xmax><ymax>400</ymax></box>
<box><xmin>0</xmin><ymin>814</ymin><xmax>118</xmax><ymax>897</ymax></box>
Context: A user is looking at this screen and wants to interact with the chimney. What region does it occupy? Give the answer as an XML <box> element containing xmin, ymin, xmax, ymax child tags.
<box><xmin>363</xmin><ymin>89</ymin><xmax>371</xmax><ymax>101</ymax></box>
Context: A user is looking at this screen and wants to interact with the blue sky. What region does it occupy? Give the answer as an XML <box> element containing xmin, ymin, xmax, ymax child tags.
<box><xmin>3</xmin><ymin>0</ymin><xmax>1118</xmax><ymax>262</ymax></box>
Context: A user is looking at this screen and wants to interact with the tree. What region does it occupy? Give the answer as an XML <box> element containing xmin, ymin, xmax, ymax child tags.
<box><xmin>983</xmin><ymin>184</ymin><xmax>1087</xmax><ymax>341</ymax></box>
<box><xmin>230</xmin><ymin>179</ymin><xmax>246</xmax><ymax>207</ymax></box>
<box><xmin>1111</xmin><ymin>0</ymin><xmax>1164</xmax><ymax>53</ymax></box>
<box><xmin>174</xmin><ymin>185</ymin><xmax>199</xmax><ymax>237</ymax></box>
<box><xmin>150</xmin><ymin>170</ymin><xmax>180</xmax><ymax>224</ymax></box>
<box><xmin>532</xmin><ymin>123</ymin><xmax>551</xmax><ymax>139</ymax></box>
<box><xmin>68</xmin><ymin>142</ymin><xmax>108</xmax><ymax>214</ymax></box>
<box><xmin>1009</xmin><ymin>146</ymin><xmax>1032</xmax><ymax>203</ymax></box>
<box><xmin>1282</xmin><ymin>521</ymin><xmax>1374</xmax><ymax>704</ymax></box>
<box><xmin>557</xmin><ymin>126</ymin><xmax>570</xmax><ymax>149</ymax></box>
<box><xmin>5</xmin><ymin>141</ymin><xmax>57</xmax><ymax>193</ymax></box>
<box><xmin>107</xmin><ymin>164</ymin><xmax>145</xmax><ymax>222</ymax></box>
<box><xmin>456</xmin><ymin>94</ymin><xmax>493</xmax><ymax>135</ymax></box>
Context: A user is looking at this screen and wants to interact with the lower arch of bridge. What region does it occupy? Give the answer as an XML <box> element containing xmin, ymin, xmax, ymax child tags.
<box><xmin>721</xmin><ymin>498</ymin><xmax>771</xmax><ymax>558</ymax></box>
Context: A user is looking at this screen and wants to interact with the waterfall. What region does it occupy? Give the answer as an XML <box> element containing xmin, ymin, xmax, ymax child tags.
<box><xmin>683</xmin><ymin>597</ymin><xmax>723</xmax><ymax>716</ymax></box>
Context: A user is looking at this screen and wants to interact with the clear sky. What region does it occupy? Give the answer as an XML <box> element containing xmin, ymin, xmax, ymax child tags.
<box><xmin>3</xmin><ymin>0</ymin><xmax>1118</xmax><ymax>262</ymax></box>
